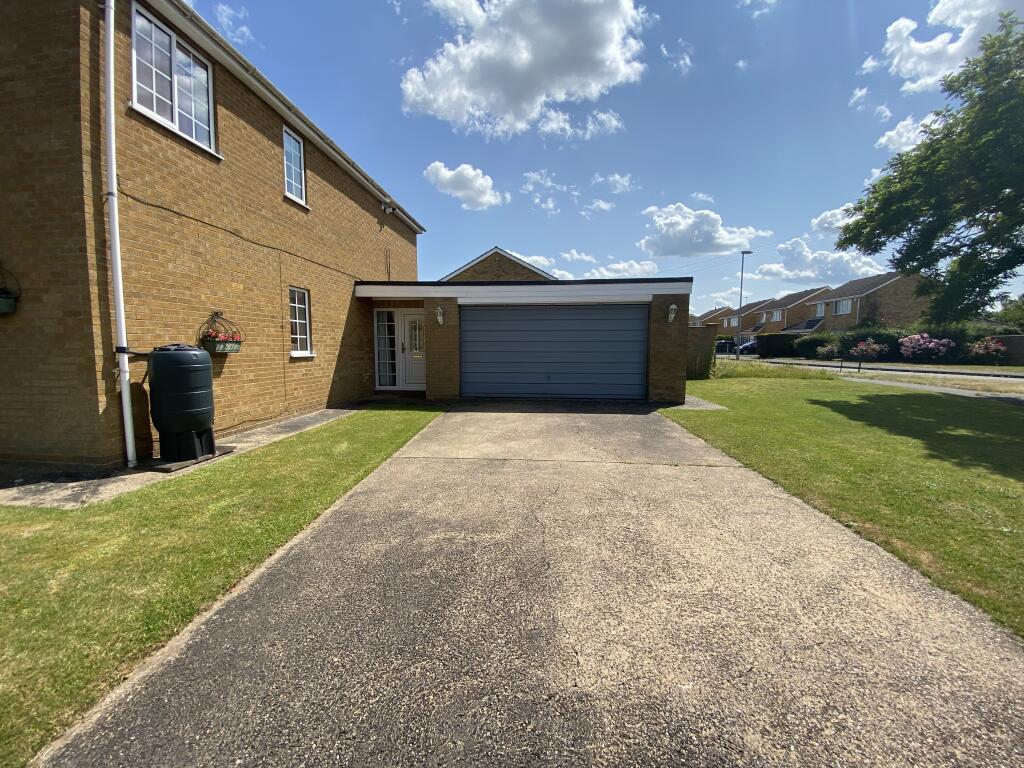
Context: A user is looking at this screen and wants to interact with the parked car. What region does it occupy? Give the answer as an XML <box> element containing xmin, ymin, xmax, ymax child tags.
<box><xmin>737</xmin><ymin>340</ymin><xmax>758</xmax><ymax>355</ymax></box>
<box><xmin>715</xmin><ymin>339</ymin><xmax>736</xmax><ymax>354</ymax></box>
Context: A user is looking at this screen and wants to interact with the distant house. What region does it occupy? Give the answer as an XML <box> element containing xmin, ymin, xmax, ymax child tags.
<box><xmin>808</xmin><ymin>272</ymin><xmax>930</xmax><ymax>333</ymax></box>
<box><xmin>723</xmin><ymin>299</ymin><xmax>773</xmax><ymax>343</ymax></box>
<box><xmin>747</xmin><ymin>287</ymin><xmax>831</xmax><ymax>335</ymax></box>
<box><xmin>690</xmin><ymin>306</ymin><xmax>734</xmax><ymax>327</ymax></box>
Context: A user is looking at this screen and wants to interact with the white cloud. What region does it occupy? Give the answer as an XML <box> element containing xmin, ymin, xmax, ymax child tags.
<box><xmin>660</xmin><ymin>39</ymin><xmax>694</xmax><ymax>75</ymax></box>
<box><xmin>592</xmin><ymin>172</ymin><xmax>638</xmax><ymax>194</ymax></box>
<box><xmin>864</xmin><ymin>167</ymin><xmax>883</xmax><ymax>186</ymax></box>
<box><xmin>550</xmin><ymin>268</ymin><xmax>576</xmax><ymax>280</ymax></box>
<box><xmin>690</xmin><ymin>191</ymin><xmax>715</xmax><ymax>204</ymax></box>
<box><xmin>637</xmin><ymin>202</ymin><xmax>772</xmax><ymax>258</ymax></box>
<box><xmin>739</xmin><ymin>0</ymin><xmax>778</xmax><ymax>19</ymax></box>
<box><xmin>423</xmin><ymin>161</ymin><xmax>510</xmax><ymax>210</ymax></box>
<box><xmin>517</xmin><ymin>254</ymin><xmax>555</xmax><ymax>269</ymax></box>
<box><xmin>748</xmin><ymin>237</ymin><xmax>885</xmax><ymax>283</ymax></box>
<box><xmin>810</xmin><ymin>203</ymin><xmax>857</xmax><ymax>234</ymax></box>
<box><xmin>875</xmin><ymin>114</ymin><xmax>938</xmax><ymax>153</ymax></box>
<box><xmin>402</xmin><ymin>0</ymin><xmax>651</xmax><ymax>137</ymax></box>
<box><xmin>561</xmin><ymin>249</ymin><xmax>598</xmax><ymax>263</ymax></box>
<box><xmin>701</xmin><ymin>287</ymin><xmax>740</xmax><ymax>305</ymax></box>
<box><xmin>875</xmin><ymin>104</ymin><xmax>893</xmax><ymax>122</ymax></box>
<box><xmin>214</xmin><ymin>3</ymin><xmax>255</xmax><ymax>45</ymax></box>
<box><xmin>859</xmin><ymin>54</ymin><xmax>882</xmax><ymax>74</ymax></box>
<box><xmin>582</xmin><ymin>199</ymin><xmax>615</xmax><ymax>218</ymax></box>
<box><xmin>521</xmin><ymin>169</ymin><xmax>576</xmax><ymax>214</ymax></box>
<box><xmin>848</xmin><ymin>86</ymin><xmax>869</xmax><ymax>109</ymax></box>
<box><xmin>538</xmin><ymin>108</ymin><xmax>625</xmax><ymax>141</ymax></box>
<box><xmin>735</xmin><ymin>59</ymin><xmax>749</xmax><ymax>71</ymax></box>
<box><xmin>584</xmin><ymin>259</ymin><xmax>659</xmax><ymax>279</ymax></box>
<box><xmin>880</xmin><ymin>0</ymin><xmax>1024</xmax><ymax>93</ymax></box>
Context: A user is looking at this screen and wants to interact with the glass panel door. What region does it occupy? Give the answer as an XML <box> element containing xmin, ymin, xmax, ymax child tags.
<box><xmin>375</xmin><ymin>310</ymin><xmax>397</xmax><ymax>387</ymax></box>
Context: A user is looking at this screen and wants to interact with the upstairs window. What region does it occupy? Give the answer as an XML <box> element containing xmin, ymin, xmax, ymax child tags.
<box><xmin>132</xmin><ymin>7</ymin><xmax>215</xmax><ymax>150</ymax></box>
<box><xmin>834</xmin><ymin>298</ymin><xmax>853</xmax><ymax>315</ymax></box>
<box><xmin>814</xmin><ymin>302</ymin><xmax>825</xmax><ymax>317</ymax></box>
<box><xmin>759</xmin><ymin>312</ymin><xmax>767</xmax><ymax>322</ymax></box>
<box><xmin>771</xmin><ymin>309</ymin><xmax>782</xmax><ymax>322</ymax></box>
<box><xmin>283</xmin><ymin>127</ymin><xmax>306</xmax><ymax>204</ymax></box>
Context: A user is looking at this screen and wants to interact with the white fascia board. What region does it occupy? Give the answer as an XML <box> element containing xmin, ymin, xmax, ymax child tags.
<box><xmin>456</xmin><ymin>295</ymin><xmax>653</xmax><ymax>305</ymax></box>
<box><xmin>354</xmin><ymin>282</ymin><xmax>692</xmax><ymax>301</ymax></box>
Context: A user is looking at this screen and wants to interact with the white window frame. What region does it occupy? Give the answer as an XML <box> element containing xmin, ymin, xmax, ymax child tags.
<box><xmin>374</xmin><ymin>309</ymin><xmax>399</xmax><ymax>389</ymax></box>
<box><xmin>814</xmin><ymin>302</ymin><xmax>825</xmax><ymax>318</ymax></box>
<box><xmin>131</xmin><ymin>3</ymin><xmax>217</xmax><ymax>154</ymax></box>
<box><xmin>759</xmin><ymin>312</ymin><xmax>767</xmax><ymax>323</ymax></box>
<box><xmin>771</xmin><ymin>309</ymin><xmax>782</xmax><ymax>322</ymax></box>
<box><xmin>289</xmin><ymin>287</ymin><xmax>314</xmax><ymax>357</ymax></box>
<box><xmin>282</xmin><ymin>126</ymin><xmax>307</xmax><ymax>206</ymax></box>
<box><xmin>834</xmin><ymin>298</ymin><xmax>853</xmax><ymax>315</ymax></box>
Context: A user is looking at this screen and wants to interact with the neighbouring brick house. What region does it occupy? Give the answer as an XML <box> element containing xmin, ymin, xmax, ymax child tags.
<box><xmin>0</xmin><ymin>1</ymin><xmax>694</xmax><ymax>466</ymax></box>
<box><xmin>723</xmin><ymin>299</ymin><xmax>773</xmax><ymax>343</ymax></box>
<box><xmin>807</xmin><ymin>272</ymin><xmax>931</xmax><ymax>333</ymax></box>
<box><xmin>690</xmin><ymin>306</ymin><xmax>734</xmax><ymax>327</ymax></box>
<box><xmin>753</xmin><ymin>287</ymin><xmax>831</xmax><ymax>335</ymax></box>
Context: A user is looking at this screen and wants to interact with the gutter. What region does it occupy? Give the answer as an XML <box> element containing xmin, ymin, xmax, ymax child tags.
<box><xmin>147</xmin><ymin>0</ymin><xmax>425</xmax><ymax>236</ymax></box>
<box><xmin>104</xmin><ymin>0</ymin><xmax>137</xmax><ymax>467</ymax></box>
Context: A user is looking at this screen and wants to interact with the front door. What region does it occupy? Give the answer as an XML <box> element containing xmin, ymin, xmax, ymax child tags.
<box><xmin>400</xmin><ymin>312</ymin><xmax>426</xmax><ymax>389</ymax></box>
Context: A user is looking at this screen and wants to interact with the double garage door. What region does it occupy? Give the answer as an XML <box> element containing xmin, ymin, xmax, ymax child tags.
<box><xmin>460</xmin><ymin>304</ymin><xmax>648</xmax><ymax>399</ymax></box>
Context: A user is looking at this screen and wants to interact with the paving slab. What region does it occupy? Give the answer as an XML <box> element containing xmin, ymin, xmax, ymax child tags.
<box><xmin>38</xmin><ymin>403</ymin><xmax>1024</xmax><ymax>767</ymax></box>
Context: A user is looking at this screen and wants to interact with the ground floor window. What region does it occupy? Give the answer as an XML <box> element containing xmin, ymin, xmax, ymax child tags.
<box><xmin>375</xmin><ymin>310</ymin><xmax>397</xmax><ymax>387</ymax></box>
<box><xmin>289</xmin><ymin>287</ymin><xmax>312</xmax><ymax>355</ymax></box>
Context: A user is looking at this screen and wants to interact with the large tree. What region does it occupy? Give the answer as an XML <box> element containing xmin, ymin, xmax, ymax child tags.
<box><xmin>837</xmin><ymin>14</ymin><xmax>1024</xmax><ymax>322</ymax></box>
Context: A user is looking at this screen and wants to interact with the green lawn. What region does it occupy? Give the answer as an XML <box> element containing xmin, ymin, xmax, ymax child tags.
<box><xmin>762</xmin><ymin>357</ymin><xmax>1024</xmax><ymax>375</ymax></box>
<box><xmin>665</xmin><ymin>376</ymin><xmax>1024</xmax><ymax>637</ymax></box>
<box><xmin>0</xmin><ymin>405</ymin><xmax>440</xmax><ymax>768</ymax></box>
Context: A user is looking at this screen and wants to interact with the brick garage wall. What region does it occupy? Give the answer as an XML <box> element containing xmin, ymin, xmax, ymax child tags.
<box><xmin>1</xmin><ymin>1</ymin><xmax>418</xmax><ymax>465</ymax></box>
<box><xmin>648</xmin><ymin>295</ymin><xmax>689</xmax><ymax>402</ymax></box>
<box><xmin>425</xmin><ymin>299</ymin><xmax>459</xmax><ymax>399</ymax></box>
<box><xmin>0</xmin><ymin>0</ymin><xmax>111</xmax><ymax>463</ymax></box>
<box><xmin>448</xmin><ymin>253</ymin><xmax>551</xmax><ymax>282</ymax></box>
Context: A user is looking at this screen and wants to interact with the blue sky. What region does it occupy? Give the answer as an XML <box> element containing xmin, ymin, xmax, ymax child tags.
<box><xmin>196</xmin><ymin>0</ymin><xmax>1023</xmax><ymax>313</ymax></box>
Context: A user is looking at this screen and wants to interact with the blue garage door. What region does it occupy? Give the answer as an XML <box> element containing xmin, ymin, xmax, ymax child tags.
<box><xmin>460</xmin><ymin>304</ymin><xmax>648</xmax><ymax>399</ymax></box>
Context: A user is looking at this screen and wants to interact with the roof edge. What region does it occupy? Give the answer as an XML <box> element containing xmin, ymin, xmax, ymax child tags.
<box><xmin>150</xmin><ymin>0</ymin><xmax>425</xmax><ymax>235</ymax></box>
<box><xmin>440</xmin><ymin>247</ymin><xmax>555</xmax><ymax>281</ymax></box>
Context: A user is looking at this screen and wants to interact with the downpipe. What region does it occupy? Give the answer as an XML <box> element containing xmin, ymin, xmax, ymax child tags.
<box><xmin>103</xmin><ymin>0</ymin><xmax>138</xmax><ymax>467</ymax></box>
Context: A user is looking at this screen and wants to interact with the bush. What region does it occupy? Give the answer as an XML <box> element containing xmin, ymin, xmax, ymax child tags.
<box><xmin>756</xmin><ymin>333</ymin><xmax>797</xmax><ymax>358</ymax></box>
<box><xmin>848</xmin><ymin>337</ymin><xmax>890</xmax><ymax>361</ymax></box>
<box><xmin>816</xmin><ymin>344</ymin><xmax>837</xmax><ymax>360</ymax></box>
<box><xmin>964</xmin><ymin>336</ymin><xmax>1009</xmax><ymax>364</ymax></box>
<box><xmin>794</xmin><ymin>333</ymin><xmax>839</xmax><ymax>358</ymax></box>
<box><xmin>837</xmin><ymin>328</ymin><xmax>906</xmax><ymax>360</ymax></box>
<box><xmin>898</xmin><ymin>332</ymin><xmax>957</xmax><ymax>361</ymax></box>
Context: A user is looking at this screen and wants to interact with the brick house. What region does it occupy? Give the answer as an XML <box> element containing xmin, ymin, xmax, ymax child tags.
<box><xmin>690</xmin><ymin>306</ymin><xmax>734</xmax><ymax>327</ymax></box>
<box><xmin>722</xmin><ymin>299</ymin><xmax>773</xmax><ymax>343</ymax></box>
<box><xmin>807</xmin><ymin>272</ymin><xmax>931</xmax><ymax>333</ymax></box>
<box><xmin>751</xmin><ymin>287</ymin><xmax>831</xmax><ymax>335</ymax></box>
<box><xmin>0</xmin><ymin>1</ymin><xmax>693</xmax><ymax>465</ymax></box>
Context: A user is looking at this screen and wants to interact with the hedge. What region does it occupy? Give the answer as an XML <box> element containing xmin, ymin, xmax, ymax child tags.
<box><xmin>792</xmin><ymin>322</ymin><xmax>1014</xmax><ymax>363</ymax></box>
<box><xmin>756</xmin><ymin>333</ymin><xmax>797</xmax><ymax>358</ymax></box>
<box><xmin>794</xmin><ymin>333</ymin><xmax>839</xmax><ymax>358</ymax></box>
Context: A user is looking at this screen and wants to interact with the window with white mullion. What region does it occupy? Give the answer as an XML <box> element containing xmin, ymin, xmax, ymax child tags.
<box><xmin>289</xmin><ymin>288</ymin><xmax>312</xmax><ymax>353</ymax></box>
<box><xmin>283</xmin><ymin>128</ymin><xmax>306</xmax><ymax>203</ymax></box>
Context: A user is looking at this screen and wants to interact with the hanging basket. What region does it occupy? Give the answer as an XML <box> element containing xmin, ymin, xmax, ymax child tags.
<box><xmin>0</xmin><ymin>262</ymin><xmax>21</xmax><ymax>316</ymax></box>
<box><xmin>197</xmin><ymin>311</ymin><xmax>246</xmax><ymax>354</ymax></box>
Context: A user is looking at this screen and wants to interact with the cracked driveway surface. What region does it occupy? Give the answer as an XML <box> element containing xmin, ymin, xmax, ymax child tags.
<box><xmin>42</xmin><ymin>403</ymin><xmax>1024</xmax><ymax>767</ymax></box>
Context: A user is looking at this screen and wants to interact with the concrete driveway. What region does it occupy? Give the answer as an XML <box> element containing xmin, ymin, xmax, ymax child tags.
<box><xmin>41</xmin><ymin>403</ymin><xmax>1024</xmax><ymax>767</ymax></box>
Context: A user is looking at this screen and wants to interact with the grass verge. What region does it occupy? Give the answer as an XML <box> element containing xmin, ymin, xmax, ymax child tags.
<box><xmin>713</xmin><ymin>358</ymin><xmax>836</xmax><ymax>380</ymax></box>
<box><xmin>843</xmin><ymin>370</ymin><xmax>1024</xmax><ymax>396</ymax></box>
<box><xmin>0</xmin><ymin>404</ymin><xmax>440</xmax><ymax>768</ymax></box>
<box><xmin>663</xmin><ymin>379</ymin><xmax>1024</xmax><ymax>636</ymax></box>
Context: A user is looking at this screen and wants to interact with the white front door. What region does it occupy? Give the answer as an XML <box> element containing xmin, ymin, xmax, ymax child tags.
<box><xmin>400</xmin><ymin>312</ymin><xmax>426</xmax><ymax>389</ymax></box>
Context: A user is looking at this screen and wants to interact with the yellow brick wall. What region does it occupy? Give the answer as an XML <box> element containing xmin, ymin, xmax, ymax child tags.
<box><xmin>448</xmin><ymin>253</ymin><xmax>551</xmax><ymax>282</ymax></box>
<box><xmin>648</xmin><ymin>295</ymin><xmax>689</xmax><ymax>402</ymax></box>
<box><xmin>2</xmin><ymin>1</ymin><xmax>419</xmax><ymax>464</ymax></box>
<box><xmin>424</xmin><ymin>298</ymin><xmax>460</xmax><ymax>399</ymax></box>
<box><xmin>863</xmin><ymin>274</ymin><xmax>931</xmax><ymax>326</ymax></box>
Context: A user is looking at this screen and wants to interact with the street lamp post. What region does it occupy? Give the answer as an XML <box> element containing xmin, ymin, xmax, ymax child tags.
<box><xmin>736</xmin><ymin>249</ymin><xmax>753</xmax><ymax>360</ymax></box>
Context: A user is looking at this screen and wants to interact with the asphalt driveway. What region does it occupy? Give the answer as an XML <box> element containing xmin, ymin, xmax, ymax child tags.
<box><xmin>40</xmin><ymin>403</ymin><xmax>1024</xmax><ymax>767</ymax></box>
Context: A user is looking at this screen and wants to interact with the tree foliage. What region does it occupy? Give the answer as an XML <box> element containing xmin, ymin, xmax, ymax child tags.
<box><xmin>994</xmin><ymin>293</ymin><xmax>1024</xmax><ymax>328</ymax></box>
<box><xmin>837</xmin><ymin>14</ymin><xmax>1024</xmax><ymax>322</ymax></box>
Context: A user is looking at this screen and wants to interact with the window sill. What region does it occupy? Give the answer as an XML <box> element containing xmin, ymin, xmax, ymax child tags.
<box><xmin>283</xmin><ymin>193</ymin><xmax>310</xmax><ymax>211</ymax></box>
<box><xmin>129</xmin><ymin>103</ymin><xmax>224</xmax><ymax>160</ymax></box>
<box><xmin>290</xmin><ymin>351</ymin><xmax>316</xmax><ymax>359</ymax></box>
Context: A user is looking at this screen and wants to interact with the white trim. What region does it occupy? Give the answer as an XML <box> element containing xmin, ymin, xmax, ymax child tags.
<box><xmin>131</xmin><ymin>3</ymin><xmax>217</xmax><ymax>152</ymax></box>
<box><xmin>440</xmin><ymin>247</ymin><xmax>554</xmax><ymax>282</ymax></box>
<box><xmin>282</xmin><ymin>125</ymin><xmax>306</xmax><ymax>205</ymax></box>
<box><xmin>289</xmin><ymin>351</ymin><xmax>315</xmax><ymax>358</ymax></box>
<box><xmin>288</xmin><ymin>286</ymin><xmax>313</xmax><ymax>354</ymax></box>
<box><xmin>355</xmin><ymin>281</ymin><xmax>691</xmax><ymax>302</ymax></box>
<box><xmin>128</xmin><ymin>104</ymin><xmax>224</xmax><ymax>159</ymax></box>
<box><xmin>810</xmin><ymin>275</ymin><xmax>904</xmax><ymax>304</ymax></box>
<box><xmin>833</xmin><ymin>298</ymin><xmax>853</xmax><ymax>315</ymax></box>
<box><xmin>144</xmin><ymin>0</ymin><xmax>425</xmax><ymax>234</ymax></box>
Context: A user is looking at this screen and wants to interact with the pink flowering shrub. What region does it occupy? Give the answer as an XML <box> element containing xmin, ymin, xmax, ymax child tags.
<box><xmin>965</xmin><ymin>337</ymin><xmax>1007</xmax><ymax>364</ymax></box>
<box><xmin>898</xmin><ymin>333</ymin><xmax>956</xmax><ymax>361</ymax></box>
<box><xmin>848</xmin><ymin>338</ymin><xmax>889</xmax><ymax>361</ymax></box>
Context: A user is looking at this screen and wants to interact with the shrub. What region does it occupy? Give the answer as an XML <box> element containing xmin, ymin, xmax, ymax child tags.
<box><xmin>816</xmin><ymin>344</ymin><xmax>837</xmax><ymax>360</ymax></box>
<box><xmin>898</xmin><ymin>333</ymin><xmax>956</xmax><ymax>361</ymax></box>
<box><xmin>837</xmin><ymin>328</ymin><xmax>906</xmax><ymax>360</ymax></box>
<box><xmin>756</xmin><ymin>333</ymin><xmax>797</xmax><ymax>358</ymax></box>
<box><xmin>964</xmin><ymin>336</ymin><xmax>1008</xmax><ymax>364</ymax></box>
<box><xmin>794</xmin><ymin>333</ymin><xmax>839</xmax><ymax>358</ymax></box>
<box><xmin>848</xmin><ymin>337</ymin><xmax>889</xmax><ymax>361</ymax></box>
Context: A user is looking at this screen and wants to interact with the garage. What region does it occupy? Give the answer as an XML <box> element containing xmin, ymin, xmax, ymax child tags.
<box><xmin>460</xmin><ymin>304</ymin><xmax>648</xmax><ymax>399</ymax></box>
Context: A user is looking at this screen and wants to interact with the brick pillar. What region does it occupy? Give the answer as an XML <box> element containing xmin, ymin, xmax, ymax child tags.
<box><xmin>425</xmin><ymin>298</ymin><xmax>460</xmax><ymax>400</ymax></box>
<box><xmin>648</xmin><ymin>294</ymin><xmax>690</xmax><ymax>402</ymax></box>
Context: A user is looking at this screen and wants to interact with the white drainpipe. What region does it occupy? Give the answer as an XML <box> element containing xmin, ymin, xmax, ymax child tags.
<box><xmin>104</xmin><ymin>0</ymin><xmax>137</xmax><ymax>467</ymax></box>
